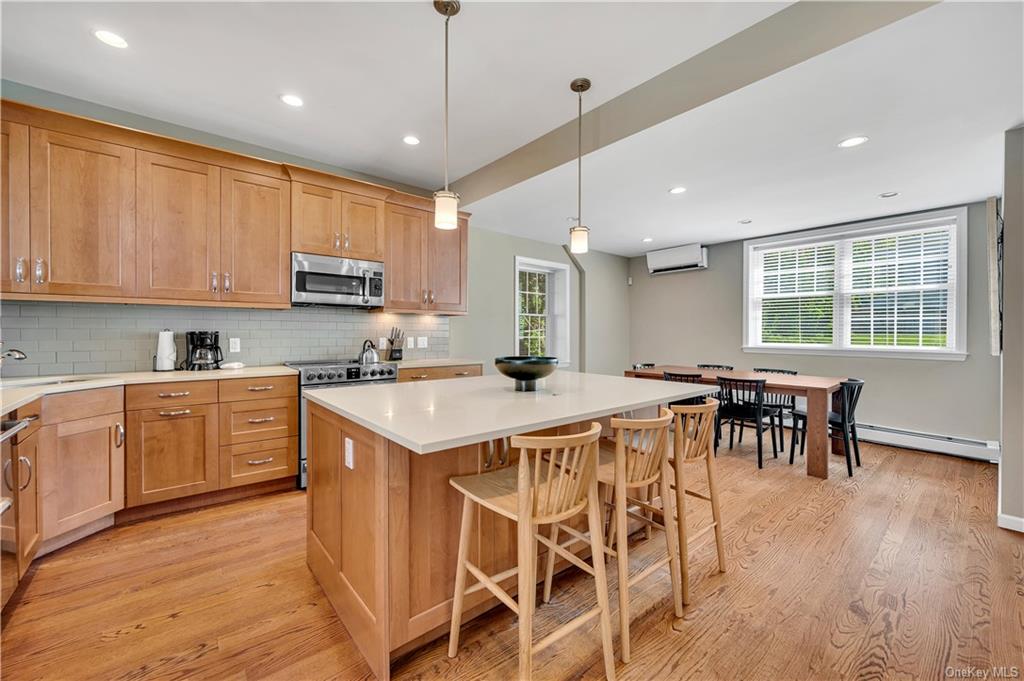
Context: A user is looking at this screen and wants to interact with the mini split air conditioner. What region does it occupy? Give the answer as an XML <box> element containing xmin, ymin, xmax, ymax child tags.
<box><xmin>645</xmin><ymin>243</ymin><xmax>708</xmax><ymax>275</ymax></box>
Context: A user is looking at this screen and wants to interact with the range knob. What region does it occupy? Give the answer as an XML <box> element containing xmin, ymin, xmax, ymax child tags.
<box><xmin>317</xmin><ymin>372</ymin><xmax>326</xmax><ymax>380</ymax></box>
<box><xmin>386</xmin><ymin>368</ymin><xmax>394</xmax><ymax>375</ymax></box>
<box><xmin>306</xmin><ymin>371</ymin><xmax>317</xmax><ymax>381</ymax></box>
<box><xmin>361</xmin><ymin>368</ymin><xmax>368</xmax><ymax>377</ymax></box>
<box><xmin>370</xmin><ymin>368</ymin><xmax>379</xmax><ymax>377</ymax></box>
<box><xmin>326</xmin><ymin>371</ymin><xmax>336</xmax><ymax>380</ymax></box>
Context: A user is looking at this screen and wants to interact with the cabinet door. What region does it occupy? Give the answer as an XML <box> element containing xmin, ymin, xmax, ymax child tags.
<box><xmin>29</xmin><ymin>129</ymin><xmax>136</xmax><ymax>296</ymax></box>
<box><xmin>137</xmin><ymin>151</ymin><xmax>220</xmax><ymax>301</ymax></box>
<box><xmin>39</xmin><ymin>415</ymin><xmax>125</xmax><ymax>540</ymax></box>
<box><xmin>1</xmin><ymin>121</ymin><xmax>29</xmax><ymax>293</ymax></box>
<box><xmin>126</xmin><ymin>404</ymin><xmax>219</xmax><ymax>507</ymax></box>
<box><xmin>426</xmin><ymin>214</ymin><xmax>468</xmax><ymax>313</ymax></box>
<box><xmin>220</xmin><ymin>436</ymin><xmax>297</xmax><ymax>489</ymax></box>
<box><xmin>1</xmin><ymin>436</ymin><xmax>19</xmax><ymax>606</ymax></box>
<box><xmin>291</xmin><ymin>182</ymin><xmax>341</xmax><ymax>256</ymax></box>
<box><xmin>13</xmin><ymin>430</ymin><xmax>41</xmax><ymax>576</ymax></box>
<box><xmin>341</xmin><ymin>193</ymin><xmax>385</xmax><ymax>262</ymax></box>
<box><xmin>384</xmin><ymin>204</ymin><xmax>427</xmax><ymax>311</ymax></box>
<box><xmin>220</xmin><ymin>169</ymin><xmax>290</xmax><ymax>305</ymax></box>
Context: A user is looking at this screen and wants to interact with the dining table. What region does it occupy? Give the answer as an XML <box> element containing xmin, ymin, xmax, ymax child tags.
<box><xmin>624</xmin><ymin>365</ymin><xmax>846</xmax><ymax>479</ymax></box>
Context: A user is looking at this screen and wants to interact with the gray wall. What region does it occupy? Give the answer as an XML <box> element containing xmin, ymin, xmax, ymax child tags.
<box><xmin>0</xmin><ymin>302</ymin><xmax>447</xmax><ymax>377</ymax></box>
<box><xmin>449</xmin><ymin>227</ymin><xmax>631</xmax><ymax>376</ymax></box>
<box><xmin>628</xmin><ymin>201</ymin><xmax>1000</xmax><ymax>442</ymax></box>
<box><xmin>1000</xmin><ymin>128</ymin><xmax>1024</xmax><ymax>525</ymax></box>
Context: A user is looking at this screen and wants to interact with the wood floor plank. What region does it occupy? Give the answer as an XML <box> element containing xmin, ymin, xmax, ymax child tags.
<box><xmin>2</xmin><ymin>436</ymin><xmax>1021</xmax><ymax>681</ymax></box>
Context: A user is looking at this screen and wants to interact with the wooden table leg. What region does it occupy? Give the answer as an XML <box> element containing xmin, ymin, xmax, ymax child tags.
<box><xmin>805</xmin><ymin>388</ymin><xmax>829</xmax><ymax>479</ymax></box>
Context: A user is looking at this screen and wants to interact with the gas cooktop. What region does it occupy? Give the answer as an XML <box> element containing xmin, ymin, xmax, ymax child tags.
<box><xmin>285</xmin><ymin>359</ymin><xmax>397</xmax><ymax>386</ymax></box>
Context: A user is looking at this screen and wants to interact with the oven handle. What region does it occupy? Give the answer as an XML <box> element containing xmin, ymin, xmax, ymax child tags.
<box><xmin>362</xmin><ymin>270</ymin><xmax>370</xmax><ymax>305</ymax></box>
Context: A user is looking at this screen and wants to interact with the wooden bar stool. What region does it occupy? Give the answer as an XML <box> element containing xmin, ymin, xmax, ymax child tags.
<box><xmin>670</xmin><ymin>400</ymin><xmax>727</xmax><ymax>605</ymax></box>
<box><xmin>543</xmin><ymin>407</ymin><xmax>681</xmax><ymax>663</ymax></box>
<box><xmin>447</xmin><ymin>423</ymin><xmax>616</xmax><ymax>681</ymax></box>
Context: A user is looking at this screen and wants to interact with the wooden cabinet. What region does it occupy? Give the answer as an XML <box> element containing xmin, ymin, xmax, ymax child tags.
<box><xmin>29</xmin><ymin>129</ymin><xmax>136</xmax><ymax>297</ymax></box>
<box><xmin>218</xmin><ymin>397</ymin><xmax>297</xmax><ymax>445</ymax></box>
<box><xmin>384</xmin><ymin>203</ymin><xmax>467</xmax><ymax>314</ymax></box>
<box><xmin>291</xmin><ymin>183</ymin><xmax>385</xmax><ymax>262</ymax></box>
<box><xmin>219</xmin><ymin>375</ymin><xmax>297</xmax><ymax>402</ymax></box>
<box><xmin>397</xmin><ymin>364</ymin><xmax>482</xmax><ymax>383</ymax></box>
<box><xmin>126</xmin><ymin>404</ymin><xmax>219</xmax><ymax>507</ymax></box>
<box><xmin>136</xmin><ymin>151</ymin><xmax>220</xmax><ymax>301</ymax></box>
<box><xmin>220</xmin><ymin>437</ymin><xmax>297</xmax><ymax>489</ymax></box>
<box><xmin>1</xmin><ymin>120</ymin><xmax>29</xmax><ymax>293</ymax></box>
<box><xmin>220</xmin><ymin>170</ymin><xmax>290</xmax><ymax>305</ymax></box>
<box><xmin>13</xmin><ymin>429</ymin><xmax>41</xmax><ymax>576</ymax></box>
<box><xmin>39</xmin><ymin>413</ymin><xmax>124</xmax><ymax>540</ymax></box>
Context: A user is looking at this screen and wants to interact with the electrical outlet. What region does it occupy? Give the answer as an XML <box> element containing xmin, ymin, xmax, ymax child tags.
<box><xmin>344</xmin><ymin>438</ymin><xmax>354</xmax><ymax>470</ymax></box>
<box><xmin>417</xmin><ymin>336</ymin><xmax>428</xmax><ymax>349</ymax></box>
<box><xmin>229</xmin><ymin>337</ymin><xmax>241</xmax><ymax>353</ymax></box>
<box><xmin>407</xmin><ymin>336</ymin><xmax>415</xmax><ymax>349</ymax></box>
<box><xmin>378</xmin><ymin>337</ymin><xmax>387</xmax><ymax>349</ymax></box>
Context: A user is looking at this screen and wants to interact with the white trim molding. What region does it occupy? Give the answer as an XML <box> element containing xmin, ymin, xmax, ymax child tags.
<box><xmin>513</xmin><ymin>256</ymin><xmax>571</xmax><ymax>366</ymax></box>
<box><xmin>997</xmin><ymin>514</ymin><xmax>1024</xmax><ymax>533</ymax></box>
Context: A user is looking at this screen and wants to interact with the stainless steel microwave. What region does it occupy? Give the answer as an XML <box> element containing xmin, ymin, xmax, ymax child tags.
<box><xmin>291</xmin><ymin>252</ymin><xmax>385</xmax><ymax>308</ymax></box>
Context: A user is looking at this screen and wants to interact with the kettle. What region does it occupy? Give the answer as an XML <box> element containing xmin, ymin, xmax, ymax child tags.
<box><xmin>359</xmin><ymin>339</ymin><xmax>380</xmax><ymax>365</ymax></box>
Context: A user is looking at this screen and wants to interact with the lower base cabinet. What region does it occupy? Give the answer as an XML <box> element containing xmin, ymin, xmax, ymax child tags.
<box><xmin>220</xmin><ymin>437</ymin><xmax>297</xmax><ymax>488</ymax></box>
<box><xmin>126</xmin><ymin>404</ymin><xmax>220</xmax><ymax>507</ymax></box>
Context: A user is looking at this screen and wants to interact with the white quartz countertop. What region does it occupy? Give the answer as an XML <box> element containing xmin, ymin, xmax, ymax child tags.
<box><xmin>394</xmin><ymin>358</ymin><xmax>483</xmax><ymax>369</ymax></box>
<box><xmin>0</xmin><ymin>365</ymin><xmax>298</xmax><ymax>414</ymax></box>
<box><xmin>303</xmin><ymin>371</ymin><xmax>715</xmax><ymax>454</ymax></box>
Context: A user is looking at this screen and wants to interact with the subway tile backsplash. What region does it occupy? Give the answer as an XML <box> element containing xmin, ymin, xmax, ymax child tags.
<box><xmin>0</xmin><ymin>302</ymin><xmax>449</xmax><ymax>378</ymax></box>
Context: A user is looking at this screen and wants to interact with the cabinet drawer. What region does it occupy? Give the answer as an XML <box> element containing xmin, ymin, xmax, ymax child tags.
<box><xmin>219</xmin><ymin>375</ymin><xmax>297</xmax><ymax>402</ymax></box>
<box><xmin>125</xmin><ymin>381</ymin><xmax>218</xmax><ymax>410</ymax></box>
<box><xmin>13</xmin><ymin>399</ymin><xmax>41</xmax><ymax>443</ymax></box>
<box><xmin>220</xmin><ymin>437</ymin><xmax>297</xmax><ymax>488</ymax></box>
<box><xmin>219</xmin><ymin>397</ymin><xmax>297</xmax><ymax>445</ymax></box>
<box><xmin>397</xmin><ymin>364</ymin><xmax>482</xmax><ymax>383</ymax></box>
<box><xmin>41</xmin><ymin>387</ymin><xmax>123</xmax><ymax>425</ymax></box>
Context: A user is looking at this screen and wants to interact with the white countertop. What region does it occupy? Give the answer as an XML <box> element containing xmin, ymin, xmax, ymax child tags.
<box><xmin>303</xmin><ymin>371</ymin><xmax>715</xmax><ymax>454</ymax></box>
<box><xmin>394</xmin><ymin>358</ymin><xmax>483</xmax><ymax>369</ymax></box>
<box><xmin>0</xmin><ymin>365</ymin><xmax>298</xmax><ymax>414</ymax></box>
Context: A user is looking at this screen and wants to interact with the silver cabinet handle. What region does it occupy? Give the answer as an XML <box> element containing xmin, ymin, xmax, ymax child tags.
<box><xmin>247</xmin><ymin>416</ymin><xmax>275</xmax><ymax>424</ymax></box>
<box><xmin>34</xmin><ymin>257</ymin><xmax>46</xmax><ymax>284</ymax></box>
<box><xmin>159</xmin><ymin>409</ymin><xmax>191</xmax><ymax>417</ymax></box>
<box><xmin>454</xmin><ymin>371</ymin><xmax>470</xmax><ymax>376</ymax></box>
<box><xmin>422</xmin><ymin>290</ymin><xmax>428</xmax><ymax>304</ymax></box>
<box><xmin>224</xmin><ymin>271</ymin><xmax>231</xmax><ymax>293</ymax></box>
<box><xmin>14</xmin><ymin>257</ymin><xmax>25</xmax><ymax>283</ymax></box>
<box><xmin>2</xmin><ymin>459</ymin><xmax>12</xmax><ymax>491</ymax></box>
<box><xmin>483</xmin><ymin>440</ymin><xmax>496</xmax><ymax>469</ymax></box>
<box><xmin>17</xmin><ymin>456</ymin><xmax>32</xmax><ymax>491</ymax></box>
<box><xmin>247</xmin><ymin>457</ymin><xmax>274</xmax><ymax>466</ymax></box>
<box><xmin>409</xmin><ymin>374</ymin><xmax>428</xmax><ymax>380</ymax></box>
<box><xmin>498</xmin><ymin>437</ymin><xmax>510</xmax><ymax>466</ymax></box>
<box><xmin>344</xmin><ymin>234</ymin><xmax>350</xmax><ymax>250</ymax></box>
<box><xmin>158</xmin><ymin>391</ymin><xmax>190</xmax><ymax>398</ymax></box>
<box><xmin>247</xmin><ymin>385</ymin><xmax>274</xmax><ymax>392</ymax></box>
<box><xmin>429</xmin><ymin>290</ymin><xmax>435</xmax><ymax>304</ymax></box>
<box><xmin>115</xmin><ymin>422</ymin><xmax>125</xmax><ymax>447</ymax></box>
<box><xmin>211</xmin><ymin>272</ymin><xmax>218</xmax><ymax>293</ymax></box>
<box><xmin>20</xmin><ymin>415</ymin><xmax>39</xmax><ymax>423</ymax></box>
<box><xmin>334</xmin><ymin>232</ymin><xmax>341</xmax><ymax>250</ymax></box>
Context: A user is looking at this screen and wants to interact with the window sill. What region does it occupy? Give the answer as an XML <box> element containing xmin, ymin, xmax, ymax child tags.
<box><xmin>741</xmin><ymin>345</ymin><xmax>968</xmax><ymax>362</ymax></box>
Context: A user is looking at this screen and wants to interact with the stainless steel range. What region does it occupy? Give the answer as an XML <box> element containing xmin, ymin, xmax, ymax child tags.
<box><xmin>286</xmin><ymin>358</ymin><xmax>398</xmax><ymax>489</ymax></box>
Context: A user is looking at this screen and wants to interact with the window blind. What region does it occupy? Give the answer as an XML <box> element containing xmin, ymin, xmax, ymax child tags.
<box><xmin>758</xmin><ymin>243</ymin><xmax>835</xmax><ymax>345</ymax></box>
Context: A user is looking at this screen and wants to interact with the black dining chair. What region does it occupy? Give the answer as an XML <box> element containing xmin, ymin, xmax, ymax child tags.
<box><xmin>790</xmin><ymin>378</ymin><xmax>864</xmax><ymax>477</ymax></box>
<box><xmin>753</xmin><ymin>368</ymin><xmax>798</xmax><ymax>451</ymax></box>
<box><xmin>717</xmin><ymin>377</ymin><xmax>779</xmax><ymax>469</ymax></box>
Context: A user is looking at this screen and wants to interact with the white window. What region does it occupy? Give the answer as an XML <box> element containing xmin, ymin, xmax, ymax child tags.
<box><xmin>743</xmin><ymin>207</ymin><xmax>968</xmax><ymax>360</ymax></box>
<box><xmin>514</xmin><ymin>256</ymin><xmax>570</xmax><ymax>364</ymax></box>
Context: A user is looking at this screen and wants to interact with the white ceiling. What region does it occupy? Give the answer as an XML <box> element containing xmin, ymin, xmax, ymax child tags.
<box><xmin>466</xmin><ymin>2</ymin><xmax>1024</xmax><ymax>257</ymax></box>
<box><xmin>0</xmin><ymin>1</ymin><xmax>786</xmax><ymax>190</ymax></box>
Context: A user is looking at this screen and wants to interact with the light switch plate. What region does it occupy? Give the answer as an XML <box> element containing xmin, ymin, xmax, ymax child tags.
<box><xmin>417</xmin><ymin>336</ymin><xmax>428</xmax><ymax>349</ymax></box>
<box><xmin>407</xmin><ymin>336</ymin><xmax>415</xmax><ymax>349</ymax></box>
<box><xmin>229</xmin><ymin>337</ymin><xmax>241</xmax><ymax>353</ymax></box>
<box><xmin>344</xmin><ymin>438</ymin><xmax>354</xmax><ymax>470</ymax></box>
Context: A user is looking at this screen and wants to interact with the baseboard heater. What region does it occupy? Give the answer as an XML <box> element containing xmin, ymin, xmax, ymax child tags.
<box><xmin>851</xmin><ymin>423</ymin><xmax>999</xmax><ymax>462</ymax></box>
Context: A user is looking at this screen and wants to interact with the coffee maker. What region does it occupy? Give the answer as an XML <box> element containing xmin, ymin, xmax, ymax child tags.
<box><xmin>182</xmin><ymin>331</ymin><xmax>223</xmax><ymax>371</ymax></box>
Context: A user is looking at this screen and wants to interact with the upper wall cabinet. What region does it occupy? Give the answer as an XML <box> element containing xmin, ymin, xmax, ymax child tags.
<box><xmin>137</xmin><ymin>151</ymin><xmax>221</xmax><ymax>301</ymax></box>
<box><xmin>1</xmin><ymin>121</ymin><xmax>29</xmax><ymax>293</ymax></box>
<box><xmin>426</xmin><ymin>215</ymin><xmax>468</xmax><ymax>313</ymax></box>
<box><xmin>384</xmin><ymin>202</ymin><xmax>467</xmax><ymax>314</ymax></box>
<box><xmin>29</xmin><ymin>129</ymin><xmax>136</xmax><ymax>297</ymax></box>
<box><xmin>341</xmin><ymin>192</ymin><xmax>385</xmax><ymax>262</ymax></box>
<box><xmin>220</xmin><ymin>170</ymin><xmax>291</xmax><ymax>305</ymax></box>
<box><xmin>291</xmin><ymin>181</ymin><xmax>385</xmax><ymax>262</ymax></box>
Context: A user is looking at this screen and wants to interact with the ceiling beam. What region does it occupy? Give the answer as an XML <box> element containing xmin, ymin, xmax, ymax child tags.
<box><xmin>454</xmin><ymin>0</ymin><xmax>937</xmax><ymax>206</ymax></box>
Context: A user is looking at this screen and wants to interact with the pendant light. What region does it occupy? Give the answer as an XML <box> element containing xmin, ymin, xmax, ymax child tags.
<box><xmin>569</xmin><ymin>77</ymin><xmax>591</xmax><ymax>254</ymax></box>
<box><xmin>433</xmin><ymin>0</ymin><xmax>460</xmax><ymax>230</ymax></box>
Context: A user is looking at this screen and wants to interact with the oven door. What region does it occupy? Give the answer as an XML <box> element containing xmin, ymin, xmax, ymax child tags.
<box><xmin>291</xmin><ymin>252</ymin><xmax>384</xmax><ymax>307</ymax></box>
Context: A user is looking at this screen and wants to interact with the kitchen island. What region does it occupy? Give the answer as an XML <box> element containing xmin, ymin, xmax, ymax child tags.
<box><xmin>304</xmin><ymin>371</ymin><xmax>713</xmax><ymax>679</ymax></box>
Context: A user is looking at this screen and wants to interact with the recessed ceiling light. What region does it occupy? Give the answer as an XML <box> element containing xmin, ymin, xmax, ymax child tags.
<box><xmin>878</xmin><ymin>191</ymin><xmax>900</xmax><ymax>198</ymax></box>
<box><xmin>668</xmin><ymin>186</ymin><xmax>687</xmax><ymax>195</ymax></box>
<box><xmin>838</xmin><ymin>136</ymin><xmax>869</xmax><ymax>148</ymax></box>
<box><xmin>403</xmin><ymin>135</ymin><xmax>420</xmax><ymax>146</ymax></box>
<box><xmin>738</xmin><ymin>219</ymin><xmax>753</xmax><ymax>225</ymax></box>
<box><xmin>93</xmin><ymin>29</ymin><xmax>128</xmax><ymax>49</ymax></box>
<box><xmin>279</xmin><ymin>94</ymin><xmax>304</xmax><ymax>107</ymax></box>
<box><xmin>642</xmin><ymin>237</ymin><xmax>653</xmax><ymax>243</ymax></box>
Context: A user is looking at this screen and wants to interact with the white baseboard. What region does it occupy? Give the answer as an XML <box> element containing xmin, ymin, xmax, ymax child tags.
<box><xmin>997</xmin><ymin>514</ymin><xmax>1024</xmax><ymax>533</ymax></box>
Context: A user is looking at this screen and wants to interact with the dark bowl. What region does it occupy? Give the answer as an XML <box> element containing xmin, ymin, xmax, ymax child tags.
<box><xmin>494</xmin><ymin>356</ymin><xmax>558</xmax><ymax>391</ymax></box>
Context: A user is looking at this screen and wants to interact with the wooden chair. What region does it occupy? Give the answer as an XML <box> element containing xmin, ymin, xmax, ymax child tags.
<box><xmin>669</xmin><ymin>399</ymin><xmax>727</xmax><ymax>605</ymax></box>
<box><xmin>448</xmin><ymin>423</ymin><xmax>616</xmax><ymax>681</ymax></box>
<box><xmin>542</xmin><ymin>408</ymin><xmax>680</xmax><ymax>663</ymax></box>
<box><xmin>791</xmin><ymin>378</ymin><xmax>864</xmax><ymax>477</ymax></box>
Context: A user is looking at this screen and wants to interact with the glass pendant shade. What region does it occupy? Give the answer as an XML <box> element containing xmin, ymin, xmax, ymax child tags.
<box><xmin>569</xmin><ymin>225</ymin><xmax>589</xmax><ymax>254</ymax></box>
<box><xmin>434</xmin><ymin>190</ymin><xmax>459</xmax><ymax>230</ymax></box>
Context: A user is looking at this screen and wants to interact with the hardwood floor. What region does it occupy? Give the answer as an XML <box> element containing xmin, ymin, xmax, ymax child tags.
<box><xmin>2</xmin><ymin>437</ymin><xmax>1021</xmax><ymax>680</ymax></box>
